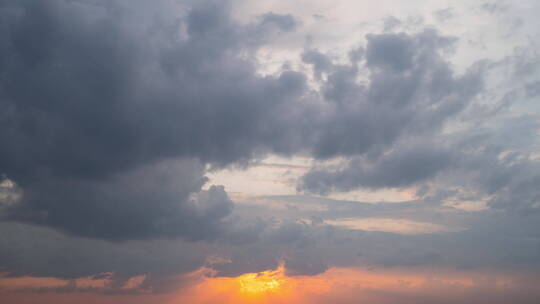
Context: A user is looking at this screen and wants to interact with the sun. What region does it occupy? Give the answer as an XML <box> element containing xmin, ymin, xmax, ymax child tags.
<box><xmin>174</xmin><ymin>263</ymin><xmax>296</xmax><ymax>303</ymax></box>
<box><xmin>236</xmin><ymin>264</ymin><xmax>288</xmax><ymax>295</ymax></box>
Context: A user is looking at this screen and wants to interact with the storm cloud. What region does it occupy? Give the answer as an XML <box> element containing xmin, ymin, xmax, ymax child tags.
<box><xmin>0</xmin><ymin>0</ymin><xmax>488</xmax><ymax>241</ymax></box>
<box><xmin>0</xmin><ymin>0</ymin><xmax>308</xmax><ymax>240</ymax></box>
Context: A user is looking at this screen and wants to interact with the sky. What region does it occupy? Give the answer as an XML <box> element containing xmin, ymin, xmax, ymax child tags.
<box><xmin>0</xmin><ymin>0</ymin><xmax>540</xmax><ymax>303</ymax></box>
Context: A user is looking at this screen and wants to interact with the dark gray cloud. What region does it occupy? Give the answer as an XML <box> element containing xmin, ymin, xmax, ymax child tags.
<box><xmin>5</xmin><ymin>160</ymin><xmax>235</xmax><ymax>241</ymax></box>
<box><xmin>0</xmin><ymin>221</ymin><xmax>207</xmax><ymax>280</ymax></box>
<box><xmin>0</xmin><ymin>0</ymin><xmax>307</xmax><ymax>240</ymax></box>
<box><xmin>306</xmin><ymin>30</ymin><xmax>482</xmax><ymax>160</ymax></box>
<box><xmin>0</xmin><ymin>0</ymin><xmax>305</xmax><ymax>182</ymax></box>
<box><xmin>366</xmin><ymin>32</ymin><xmax>416</xmax><ymax>72</ymax></box>
<box><xmin>301</xmin><ymin>144</ymin><xmax>455</xmax><ymax>193</ymax></box>
<box><xmin>298</xmin><ymin>30</ymin><xmax>484</xmax><ymax>192</ymax></box>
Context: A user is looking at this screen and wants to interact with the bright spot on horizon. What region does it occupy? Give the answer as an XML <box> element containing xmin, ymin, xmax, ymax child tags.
<box><xmin>237</xmin><ymin>264</ymin><xmax>288</xmax><ymax>295</ymax></box>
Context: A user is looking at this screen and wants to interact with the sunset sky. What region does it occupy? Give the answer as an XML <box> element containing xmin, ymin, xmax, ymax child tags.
<box><xmin>1</xmin><ymin>0</ymin><xmax>540</xmax><ymax>303</ymax></box>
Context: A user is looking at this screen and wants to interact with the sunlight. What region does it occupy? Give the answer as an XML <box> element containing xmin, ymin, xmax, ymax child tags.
<box><xmin>236</xmin><ymin>264</ymin><xmax>288</xmax><ymax>295</ymax></box>
<box><xmin>167</xmin><ymin>264</ymin><xmax>297</xmax><ymax>303</ymax></box>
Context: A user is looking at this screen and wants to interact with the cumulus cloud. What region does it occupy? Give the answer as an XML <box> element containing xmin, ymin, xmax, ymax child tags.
<box><xmin>0</xmin><ymin>0</ymin><xmax>308</xmax><ymax>240</ymax></box>
<box><xmin>298</xmin><ymin>29</ymin><xmax>486</xmax><ymax>193</ymax></box>
<box><xmin>306</xmin><ymin>30</ymin><xmax>483</xmax><ymax>159</ymax></box>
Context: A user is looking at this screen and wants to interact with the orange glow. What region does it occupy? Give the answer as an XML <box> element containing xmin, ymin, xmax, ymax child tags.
<box><xmin>3</xmin><ymin>266</ymin><xmax>539</xmax><ymax>304</ymax></box>
<box><xmin>165</xmin><ymin>264</ymin><xmax>297</xmax><ymax>304</ymax></box>
<box><xmin>164</xmin><ymin>265</ymin><xmax>540</xmax><ymax>304</ymax></box>
<box><xmin>236</xmin><ymin>264</ymin><xmax>288</xmax><ymax>294</ymax></box>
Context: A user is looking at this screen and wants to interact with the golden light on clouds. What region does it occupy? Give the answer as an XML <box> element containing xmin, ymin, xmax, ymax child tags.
<box><xmin>177</xmin><ymin>264</ymin><xmax>296</xmax><ymax>304</ymax></box>
<box><xmin>237</xmin><ymin>264</ymin><xmax>288</xmax><ymax>294</ymax></box>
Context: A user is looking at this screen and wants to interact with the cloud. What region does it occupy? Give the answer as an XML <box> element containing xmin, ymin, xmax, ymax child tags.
<box><xmin>0</xmin><ymin>221</ymin><xmax>210</xmax><ymax>278</ymax></box>
<box><xmin>5</xmin><ymin>159</ymin><xmax>235</xmax><ymax>241</ymax></box>
<box><xmin>304</xmin><ymin>29</ymin><xmax>483</xmax><ymax>160</ymax></box>
<box><xmin>300</xmin><ymin>144</ymin><xmax>455</xmax><ymax>193</ymax></box>
<box><xmin>0</xmin><ymin>0</ymin><xmax>306</xmax><ymax>240</ymax></box>
<box><xmin>0</xmin><ymin>0</ymin><xmax>307</xmax><ymax>178</ymax></box>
